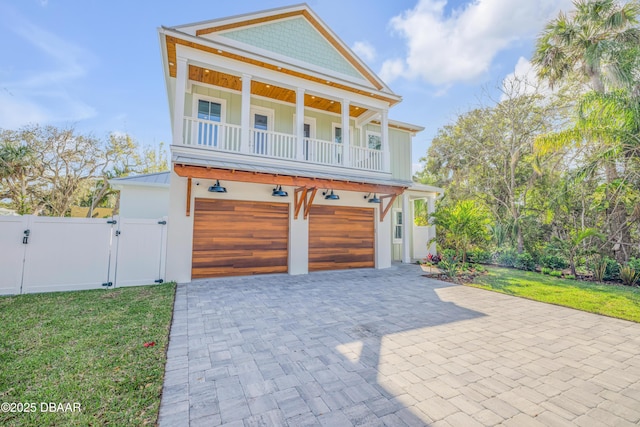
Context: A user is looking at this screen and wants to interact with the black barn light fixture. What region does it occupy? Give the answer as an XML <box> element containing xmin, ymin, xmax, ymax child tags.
<box><xmin>323</xmin><ymin>189</ymin><xmax>340</xmax><ymax>200</ymax></box>
<box><xmin>364</xmin><ymin>193</ymin><xmax>381</xmax><ymax>203</ymax></box>
<box><xmin>272</xmin><ymin>185</ymin><xmax>288</xmax><ymax>197</ymax></box>
<box><xmin>208</xmin><ymin>180</ymin><xmax>227</xmax><ymax>193</ymax></box>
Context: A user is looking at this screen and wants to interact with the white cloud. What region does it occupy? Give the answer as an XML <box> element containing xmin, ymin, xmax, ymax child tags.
<box><xmin>0</xmin><ymin>4</ymin><xmax>96</xmax><ymax>129</ymax></box>
<box><xmin>380</xmin><ymin>0</ymin><xmax>574</xmax><ymax>85</ymax></box>
<box><xmin>352</xmin><ymin>41</ymin><xmax>376</xmax><ymax>62</ymax></box>
<box><xmin>501</xmin><ymin>56</ymin><xmax>553</xmax><ymax>100</ymax></box>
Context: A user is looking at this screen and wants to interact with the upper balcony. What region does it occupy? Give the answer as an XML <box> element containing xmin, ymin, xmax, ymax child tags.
<box><xmin>179</xmin><ymin>117</ymin><xmax>385</xmax><ymax>173</ymax></box>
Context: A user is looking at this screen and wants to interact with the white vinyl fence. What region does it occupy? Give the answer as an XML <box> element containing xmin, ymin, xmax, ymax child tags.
<box><xmin>0</xmin><ymin>215</ymin><xmax>167</xmax><ymax>295</ymax></box>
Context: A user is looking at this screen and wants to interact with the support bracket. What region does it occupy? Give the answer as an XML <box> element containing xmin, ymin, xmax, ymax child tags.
<box><xmin>379</xmin><ymin>194</ymin><xmax>398</xmax><ymax>222</ymax></box>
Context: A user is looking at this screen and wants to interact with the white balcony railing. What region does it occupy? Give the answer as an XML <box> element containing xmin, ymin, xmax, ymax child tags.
<box><xmin>249</xmin><ymin>129</ymin><xmax>296</xmax><ymax>159</ymax></box>
<box><xmin>303</xmin><ymin>137</ymin><xmax>343</xmax><ymax>166</ymax></box>
<box><xmin>181</xmin><ymin>117</ymin><xmax>385</xmax><ymax>172</ymax></box>
<box><xmin>350</xmin><ymin>146</ymin><xmax>383</xmax><ymax>172</ymax></box>
<box><xmin>183</xmin><ymin>117</ymin><xmax>241</xmax><ymax>152</ymax></box>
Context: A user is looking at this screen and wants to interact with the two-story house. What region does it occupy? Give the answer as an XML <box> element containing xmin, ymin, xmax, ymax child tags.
<box><xmin>157</xmin><ymin>3</ymin><xmax>442</xmax><ymax>282</ymax></box>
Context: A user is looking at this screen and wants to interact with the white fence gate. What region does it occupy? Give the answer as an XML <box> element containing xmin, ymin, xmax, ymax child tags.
<box><xmin>0</xmin><ymin>215</ymin><xmax>167</xmax><ymax>295</ymax></box>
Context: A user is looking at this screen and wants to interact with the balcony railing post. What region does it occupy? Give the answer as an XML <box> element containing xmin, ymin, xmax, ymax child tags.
<box><xmin>173</xmin><ymin>57</ymin><xmax>188</xmax><ymax>146</ymax></box>
<box><xmin>341</xmin><ymin>99</ymin><xmax>350</xmax><ymax>167</ymax></box>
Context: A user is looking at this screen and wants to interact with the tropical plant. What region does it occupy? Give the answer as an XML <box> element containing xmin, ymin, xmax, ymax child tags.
<box><xmin>620</xmin><ymin>265</ymin><xmax>640</xmax><ymax>286</ymax></box>
<box><xmin>591</xmin><ymin>256</ymin><xmax>609</xmax><ymax>281</ymax></box>
<box><xmin>430</xmin><ymin>200</ymin><xmax>491</xmax><ymax>263</ymax></box>
<box><xmin>551</xmin><ymin>228</ymin><xmax>604</xmax><ymax>276</ymax></box>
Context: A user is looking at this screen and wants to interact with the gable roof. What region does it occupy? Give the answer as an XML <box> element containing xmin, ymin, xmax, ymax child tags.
<box><xmin>161</xmin><ymin>4</ymin><xmax>398</xmax><ymax>103</ymax></box>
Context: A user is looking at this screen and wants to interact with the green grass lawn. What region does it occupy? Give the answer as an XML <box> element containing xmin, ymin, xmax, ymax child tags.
<box><xmin>0</xmin><ymin>283</ymin><xmax>176</xmax><ymax>427</ymax></box>
<box><xmin>467</xmin><ymin>267</ymin><xmax>640</xmax><ymax>322</ymax></box>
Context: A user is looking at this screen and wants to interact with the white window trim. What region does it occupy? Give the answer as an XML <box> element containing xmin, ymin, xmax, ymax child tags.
<box><xmin>192</xmin><ymin>94</ymin><xmax>227</xmax><ymax>123</ymax></box>
<box><xmin>366</xmin><ymin>130</ymin><xmax>382</xmax><ymax>150</ymax></box>
<box><xmin>293</xmin><ymin>115</ymin><xmax>316</xmax><ymax>139</ymax></box>
<box><xmin>393</xmin><ymin>208</ymin><xmax>403</xmax><ymax>244</ymax></box>
<box><xmin>251</xmin><ymin>105</ymin><xmax>275</xmax><ymax>131</ymax></box>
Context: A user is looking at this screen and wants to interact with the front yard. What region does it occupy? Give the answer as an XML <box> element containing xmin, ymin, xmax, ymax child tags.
<box><xmin>0</xmin><ymin>283</ymin><xmax>176</xmax><ymax>426</ymax></box>
<box><xmin>467</xmin><ymin>266</ymin><xmax>640</xmax><ymax>322</ymax></box>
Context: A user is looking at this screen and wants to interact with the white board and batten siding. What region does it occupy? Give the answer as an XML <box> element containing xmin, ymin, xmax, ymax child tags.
<box><xmin>0</xmin><ymin>215</ymin><xmax>167</xmax><ymax>295</ymax></box>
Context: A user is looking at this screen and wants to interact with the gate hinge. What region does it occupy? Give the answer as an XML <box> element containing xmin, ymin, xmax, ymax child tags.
<box><xmin>102</xmin><ymin>282</ymin><xmax>113</xmax><ymax>287</ymax></box>
<box><xmin>106</xmin><ymin>220</ymin><xmax>117</xmax><ymax>224</ymax></box>
<box><xmin>154</xmin><ymin>279</ymin><xmax>164</xmax><ymax>284</ymax></box>
<box><xmin>157</xmin><ymin>220</ymin><xmax>167</xmax><ymax>225</ymax></box>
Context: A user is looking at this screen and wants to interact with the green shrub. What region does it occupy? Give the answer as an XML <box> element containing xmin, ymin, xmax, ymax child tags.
<box><xmin>495</xmin><ymin>248</ymin><xmax>518</xmax><ymax>267</ymax></box>
<box><xmin>439</xmin><ymin>259</ymin><xmax>459</xmax><ymax>278</ymax></box>
<box><xmin>620</xmin><ymin>265</ymin><xmax>640</xmax><ymax>286</ymax></box>
<box><xmin>466</xmin><ymin>249</ymin><xmax>493</xmax><ymax>264</ymax></box>
<box><xmin>539</xmin><ymin>254</ymin><xmax>569</xmax><ymax>270</ymax></box>
<box><xmin>628</xmin><ymin>257</ymin><xmax>640</xmax><ymax>272</ymax></box>
<box><xmin>549</xmin><ymin>270</ymin><xmax>562</xmax><ymax>277</ymax></box>
<box><xmin>541</xmin><ymin>267</ymin><xmax>552</xmax><ymax>275</ymax></box>
<box><xmin>591</xmin><ymin>256</ymin><xmax>607</xmax><ymax>282</ymax></box>
<box><xmin>473</xmin><ymin>264</ymin><xmax>487</xmax><ymax>273</ymax></box>
<box><xmin>441</xmin><ymin>248</ymin><xmax>457</xmax><ymax>262</ymax></box>
<box><xmin>565</xmin><ymin>274</ymin><xmax>576</xmax><ymax>280</ymax></box>
<box><xmin>603</xmin><ymin>257</ymin><xmax>621</xmax><ymax>281</ymax></box>
<box><xmin>515</xmin><ymin>252</ymin><xmax>536</xmax><ymax>271</ymax></box>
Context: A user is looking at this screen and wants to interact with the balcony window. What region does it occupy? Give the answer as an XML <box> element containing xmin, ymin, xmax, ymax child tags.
<box><xmin>367</xmin><ymin>131</ymin><xmax>382</xmax><ymax>150</ymax></box>
<box><xmin>196</xmin><ymin>99</ymin><xmax>223</xmax><ymax>146</ymax></box>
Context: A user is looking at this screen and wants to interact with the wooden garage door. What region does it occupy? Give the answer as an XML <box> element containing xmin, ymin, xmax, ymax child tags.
<box><xmin>308</xmin><ymin>205</ymin><xmax>375</xmax><ymax>271</ymax></box>
<box><xmin>192</xmin><ymin>199</ymin><xmax>289</xmax><ymax>278</ymax></box>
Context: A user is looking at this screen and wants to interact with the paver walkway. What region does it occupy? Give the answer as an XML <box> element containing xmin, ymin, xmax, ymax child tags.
<box><xmin>158</xmin><ymin>265</ymin><xmax>640</xmax><ymax>426</ymax></box>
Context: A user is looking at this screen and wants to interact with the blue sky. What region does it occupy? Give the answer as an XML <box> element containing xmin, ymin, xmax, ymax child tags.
<box><xmin>0</xmin><ymin>0</ymin><xmax>574</xmax><ymax>171</ymax></box>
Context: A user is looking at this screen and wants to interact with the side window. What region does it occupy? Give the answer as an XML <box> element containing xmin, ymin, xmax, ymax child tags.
<box><xmin>393</xmin><ymin>209</ymin><xmax>403</xmax><ymax>243</ymax></box>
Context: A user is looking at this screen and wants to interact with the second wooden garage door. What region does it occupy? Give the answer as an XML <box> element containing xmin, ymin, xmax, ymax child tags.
<box><xmin>308</xmin><ymin>205</ymin><xmax>375</xmax><ymax>271</ymax></box>
<box><xmin>192</xmin><ymin>199</ymin><xmax>289</xmax><ymax>278</ymax></box>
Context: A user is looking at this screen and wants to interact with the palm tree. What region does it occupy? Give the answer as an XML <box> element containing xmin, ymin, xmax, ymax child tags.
<box><xmin>532</xmin><ymin>0</ymin><xmax>640</xmax><ymax>262</ymax></box>
<box><xmin>533</xmin><ymin>0</ymin><xmax>640</xmax><ymax>92</ymax></box>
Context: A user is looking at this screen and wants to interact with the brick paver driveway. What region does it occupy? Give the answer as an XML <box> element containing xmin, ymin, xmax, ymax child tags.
<box><xmin>158</xmin><ymin>265</ymin><xmax>640</xmax><ymax>426</ymax></box>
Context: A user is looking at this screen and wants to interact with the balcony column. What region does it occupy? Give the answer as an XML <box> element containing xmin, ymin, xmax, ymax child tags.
<box><xmin>172</xmin><ymin>57</ymin><xmax>188</xmax><ymax>146</ymax></box>
<box><xmin>381</xmin><ymin>108</ymin><xmax>390</xmax><ymax>172</ymax></box>
<box><xmin>296</xmin><ymin>88</ymin><xmax>305</xmax><ymax>160</ymax></box>
<box><xmin>341</xmin><ymin>99</ymin><xmax>350</xmax><ymax>167</ymax></box>
<box><xmin>240</xmin><ymin>74</ymin><xmax>252</xmax><ymax>153</ymax></box>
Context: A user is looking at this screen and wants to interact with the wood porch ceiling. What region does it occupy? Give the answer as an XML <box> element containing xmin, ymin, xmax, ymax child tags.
<box><xmin>165</xmin><ymin>35</ymin><xmax>400</xmax><ymax>108</ymax></box>
<box><xmin>188</xmin><ymin>65</ymin><xmax>367</xmax><ymax>117</ymax></box>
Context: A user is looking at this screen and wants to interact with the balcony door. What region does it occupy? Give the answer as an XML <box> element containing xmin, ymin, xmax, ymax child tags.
<box><xmin>195</xmin><ymin>96</ymin><xmax>225</xmax><ymax>148</ymax></box>
<box><xmin>251</xmin><ymin>106</ymin><xmax>274</xmax><ymax>155</ymax></box>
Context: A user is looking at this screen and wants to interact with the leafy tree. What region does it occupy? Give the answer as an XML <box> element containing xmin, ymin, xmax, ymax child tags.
<box><xmin>0</xmin><ymin>125</ymin><xmax>169</xmax><ymax>217</ymax></box>
<box><xmin>430</xmin><ymin>200</ymin><xmax>491</xmax><ymax>263</ymax></box>
<box><xmin>533</xmin><ymin>0</ymin><xmax>640</xmax><ymax>261</ymax></box>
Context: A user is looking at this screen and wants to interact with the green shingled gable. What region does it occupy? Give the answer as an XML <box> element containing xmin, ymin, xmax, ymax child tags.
<box><xmin>219</xmin><ymin>17</ymin><xmax>364</xmax><ymax>80</ymax></box>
